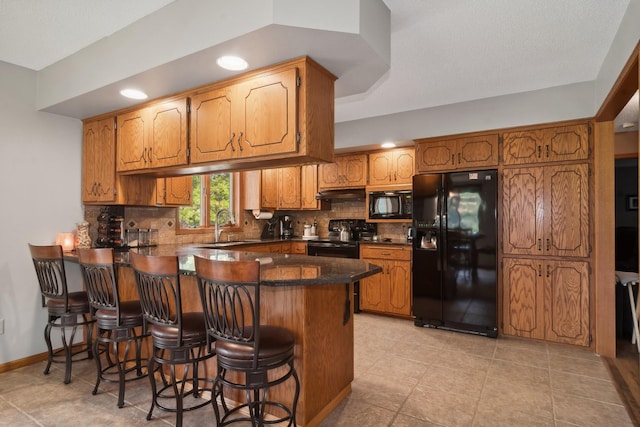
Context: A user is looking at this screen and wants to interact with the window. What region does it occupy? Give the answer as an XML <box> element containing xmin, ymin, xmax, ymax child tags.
<box><xmin>176</xmin><ymin>172</ymin><xmax>240</xmax><ymax>234</ymax></box>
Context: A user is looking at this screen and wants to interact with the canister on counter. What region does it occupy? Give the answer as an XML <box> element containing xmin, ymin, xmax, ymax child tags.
<box><xmin>138</xmin><ymin>228</ymin><xmax>149</xmax><ymax>247</ymax></box>
<box><xmin>125</xmin><ymin>229</ymin><xmax>139</xmax><ymax>247</ymax></box>
<box><xmin>148</xmin><ymin>229</ymin><xmax>158</xmax><ymax>246</ymax></box>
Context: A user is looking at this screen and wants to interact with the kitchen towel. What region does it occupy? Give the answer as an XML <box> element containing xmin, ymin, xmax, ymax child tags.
<box><xmin>252</xmin><ymin>210</ymin><xmax>274</xmax><ymax>220</ymax></box>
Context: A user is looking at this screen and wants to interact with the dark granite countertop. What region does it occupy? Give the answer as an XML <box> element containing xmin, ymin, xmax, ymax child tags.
<box><xmin>64</xmin><ymin>244</ymin><xmax>382</xmax><ymax>287</ymax></box>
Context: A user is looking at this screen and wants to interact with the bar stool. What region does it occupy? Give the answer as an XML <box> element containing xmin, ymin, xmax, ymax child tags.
<box><xmin>28</xmin><ymin>244</ymin><xmax>94</xmax><ymax>384</ymax></box>
<box><xmin>130</xmin><ymin>251</ymin><xmax>215</xmax><ymax>427</ymax></box>
<box><xmin>77</xmin><ymin>248</ymin><xmax>148</xmax><ymax>408</ymax></box>
<box><xmin>194</xmin><ymin>255</ymin><xmax>300</xmax><ymax>426</ymax></box>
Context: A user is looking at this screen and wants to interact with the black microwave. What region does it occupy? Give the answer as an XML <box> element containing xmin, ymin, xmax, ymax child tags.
<box><xmin>367</xmin><ymin>189</ymin><xmax>412</xmax><ymax>220</ymax></box>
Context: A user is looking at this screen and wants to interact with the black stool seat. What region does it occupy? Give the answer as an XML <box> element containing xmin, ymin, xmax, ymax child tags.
<box><xmin>149</xmin><ymin>312</ymin><xmax>208</xmax><ymax>348</ymax></box>
<box><xmin>216</xmin><ymin>326</ymin><xmax>294</xmax><ymax>369</ymax></box>
<box><xmin>94</xmin><ymin>301</ymin><xmax>143</xmax><ymax>328</ymax></box>
<box><xmin>46</xmin><ymin>292</ymin><xmax>91</xmax><ymax>314</ymax></box>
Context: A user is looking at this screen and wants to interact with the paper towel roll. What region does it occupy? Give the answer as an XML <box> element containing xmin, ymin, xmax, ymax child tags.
<box><xmin>252</xmin><ymin>210</ymin><xmax>274</xmax><ymax>220</ymax></box>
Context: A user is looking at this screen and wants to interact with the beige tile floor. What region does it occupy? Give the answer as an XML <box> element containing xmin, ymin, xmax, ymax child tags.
<box><xmin>0</xmin><ymin>313</ymin><xmax>633</xmax><ymax>426</ymax></box>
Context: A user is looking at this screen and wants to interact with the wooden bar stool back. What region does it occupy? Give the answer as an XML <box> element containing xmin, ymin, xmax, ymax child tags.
<box><xmin>194</xmin><ymin>256</ymin><xmax>300</xmax><ymax>426</ymax></box>
<box><xmin>130</xmin><ymin>251</ymin><xmax>214</xmax><ymax>427</ymax></box>
<box><xmin>28</xmin><ymin>244</ymin><xmax>94</xmax><ymax>384</ymax></box>
<box><xmin>77</xmin><ymin>248</ymin><xmax>148</xmax><ymax>408</ymax></box>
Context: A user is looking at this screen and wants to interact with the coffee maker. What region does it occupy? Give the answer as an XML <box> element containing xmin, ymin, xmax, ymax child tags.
<box><xmin>280</xmin><ymin>215</ymin><xmax>294</xmax><ymax>238</ymax></box>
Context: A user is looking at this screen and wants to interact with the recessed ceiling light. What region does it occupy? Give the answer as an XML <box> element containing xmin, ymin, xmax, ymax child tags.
<box><xmin>381</xmin><ymin>142</ymin><xmax>396</xmax><ymax>148</ymax></box>
<box><xmin>120</xmin><ymin>89</ymin><xmax>148</xmax><ymax>100</ymax></box>
<box><xmin>216</xmin><ymin>55</ymin><xmax>248</xmax><ymax>71</ymax></box>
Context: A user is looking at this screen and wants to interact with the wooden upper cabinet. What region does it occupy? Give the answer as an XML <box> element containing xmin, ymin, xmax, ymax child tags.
<box><xmin>189</xmin><ymin>87</ymin><xmax>234</xmax><ymax>163</ymax></box>
<box><xmin>116</xmin><ymin>98</ymin><xmax>189</xmax><ymax>172</ymax></box>
<box><xmin>238</xmin><ymin>68</ymin><xmax>298</xmax><ymax>158</ymax></box>
<box><xmin>83</xmin><ymin>117</ymin><xmax>158</xmax><ymax>206</ymax></box>
<box><xmin>502</xmin><ymin>168</ymin><xmax>544</xmax><ymax>255</ymax></box>
<box><xmin>300</xmin><ymin>164</ymin><xmax>329</xmax><ymax>210</ymax></box>
<box><xmin>190</xmin><ymin>68</ymin><xmax>298</xmax><ymax>164</ymax></box>
<box><xmin>260</xmin><ymin>168</ymin><xmax>279</xmax><ymax>209</ymax></box>
<box><xmin>368</xmin><ymin>147</ymin><xmax>415</xmax><ymax>186</ymax></box>
<box><xmin>544</xmin><ymin>164</ymin><xmax>590</xmax><ymax>257</ymax></box>
<box><xmin>502</xmin><ymin>123</ymin><xmax>589</xmax><ymax>165</ymax></box>
<box><xmin>156</xmin><ymin>176</ymin><xmax>192</xmax><ymax>206</ymax></box>
<box><xmin>415</xmin><ymin>134</ymin><xmax>498</xmax><ymax>173</ymax></box>
<box><xmin>503</xmin><ymin>164</ymin><xmax>589</xmax><ymax>258</ymax></box>
<box><xmin>318</xmin><ymin>153</ymin><xmax>368</xmax><ymax>189</ymax></box>
<box><xmin>83</xmin><ymin>118</ymin><xmax>116</xmax><ymax>203</ymax></box>
<box><xmin>278</xmin><ymin>166</ymin><xmax>302</xmax><ymax>210</ymax></box>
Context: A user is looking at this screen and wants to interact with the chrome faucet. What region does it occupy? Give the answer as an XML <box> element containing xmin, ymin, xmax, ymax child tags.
<box><xmin>214</xmin><ymin>208</ymin><xmax>234</xmax><ymax>243</ymax></box>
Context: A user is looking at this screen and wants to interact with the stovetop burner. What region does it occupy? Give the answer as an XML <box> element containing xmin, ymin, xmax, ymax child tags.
<box><xmin>324</xmin><ymin>219</ymin><xmax>377</xmax><ymax>242</ymax></box>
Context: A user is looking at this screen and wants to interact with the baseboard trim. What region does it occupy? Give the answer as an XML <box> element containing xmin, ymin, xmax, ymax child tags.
<box><xmin>0</xmin><ymin>352</ymin><xmax>48</xmax><ymax>374</ymax></box>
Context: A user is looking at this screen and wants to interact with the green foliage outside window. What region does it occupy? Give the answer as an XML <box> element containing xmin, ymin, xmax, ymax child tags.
<box><xmin>179</xmin><ymin>173</ymin><xmax>232</xmax><ymax>229</ymax></box>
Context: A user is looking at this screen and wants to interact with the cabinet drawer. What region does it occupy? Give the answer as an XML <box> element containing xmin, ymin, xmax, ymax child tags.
<box><xmin>360</xmin><ymin>245</ymin><xmax>411</xmax><ymax>261</ymax></box>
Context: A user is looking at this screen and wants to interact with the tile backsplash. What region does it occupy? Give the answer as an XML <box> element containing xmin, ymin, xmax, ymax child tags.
<box><xmin>84</xmin><ymin>199</ymin><xmax>410</xmax><ymax>247</ymax></box>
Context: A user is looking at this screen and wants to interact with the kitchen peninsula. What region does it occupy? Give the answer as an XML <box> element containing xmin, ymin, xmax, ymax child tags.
<box><xmin>65</xmin><ymin>245</ymin><xmax>382</xmax><ymax>427</ymax></box>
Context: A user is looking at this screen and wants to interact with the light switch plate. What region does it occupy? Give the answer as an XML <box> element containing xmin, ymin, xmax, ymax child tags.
<box><xmin>0</xmin><ymin>318</ymin><xmax>4</xmax><ymax>334</ymax></box>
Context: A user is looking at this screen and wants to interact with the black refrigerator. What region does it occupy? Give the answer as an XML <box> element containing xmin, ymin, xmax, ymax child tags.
<box><xmin>412</xmin><ymin>170</ymin><xmax>498</xmax><ymax>337</ymax></box>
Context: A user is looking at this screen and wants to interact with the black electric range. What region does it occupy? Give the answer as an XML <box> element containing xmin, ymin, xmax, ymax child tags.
<box><xmin>306</xmin><ymin>219</ymin><xmax>377</xmax><ymax>313</ymax></box>
<box><xmin>306</xmin><ymin>219</ymin><xmax>377</xmax><ymax>258</ymax></box>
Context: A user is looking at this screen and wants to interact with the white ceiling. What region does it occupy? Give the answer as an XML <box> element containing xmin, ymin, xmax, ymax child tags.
<box><xmin>0</xmin><ymin>0</ymin><xmax>637</xmax><ymax>133</ymax></box>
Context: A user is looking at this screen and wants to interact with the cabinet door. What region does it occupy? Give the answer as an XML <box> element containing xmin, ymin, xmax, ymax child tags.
<box><xmin>502</xmin><ymin>258</ymin><xmax>544</xmax><ymax>340</ymax></box>
<box><xmin>157</xmin><ymin>176</ymin><xmax>192</xmax><ymax>206</ymax></box>
<box><xmin>339</xmin><ymin>154</ymin><xmax>367</xmax><ymax>187</ymax></box>
<box><xmin>318</xmin><ymin>154</ymin><xmax>367</xmax><ymax>189</ymax></box>
<box><xmin>503</xmin><ymin>124</ymin><xmax>589</xmax><ymax>165</ymax></box>
<box><xmin>502</xmin><ymin>131</ymin><xmax>541</xmax><ymax>165</ymax></box>
<box><xmin>300</xmin><ymin>164</ymin><xmax>326</xmax><ymax>210</ymax></box>
<box><xmin>83</xmin><ymin>118</ymin><xmax>116</xmax><ymax>203</ymax></box>
<box><xmin>368</xmin><ymin>151</ymin><xmax>393</xmax><ymax>186</ymax></box>
<box><xmin>543</xmin><ymin>260</ymin><xmax>589</xmax><ymax>346</ymax></box>
<box><xmin>544</xmin><ymin>164</ymin><xmax>589</xmax><ymax>258</ymax></box>
<box><xmin>360</xmin><ymin>264</ymin><xmax>386</xmax><ymax>313</ymax></box>
<box><xmin>387</xmin><ymin>260</ymin><xmax>412</xmax><ymax>316</ymax></box>
<box><xmin>291</xmin><ymin>242</ymin><xmax>307</xmax><ymax>254</ymax></box>
<box><xmin>393</xmin><ymin>148</ymin><xmax>415</xmax><ymax>184</ymax></box>
<box><xmin>502</xmin><ymin>168</ymin><xmax>544</xmax><ymax>255</ymax></box>
<box><xmin>190</xmin><ymin>87</ymin><xmax>236</xmax><ymax>163</ymax></box>
<box><xmin>116</xmin><ymin>109</ymin><xmax>148</xmax><ymax>172</ymax></box>
<box><xmin>147</xmin><ymin>98</ymin><xmax>188</xmax><ymax>169</ymax></box>
<box><xmin>415</xmin><ymin>140</ymin><xmax>455</xmax><ymax>172</ymax></box>
<box><xmin>318</xmin><ymin>162</ymin><xmax>340</xmax><ymax>189</ymax></box>
<box><xmin>278</xmin><ymin>166</ymin><xmax>301</xmax><ymax>209</ymax></box>
<box><xmin>237</xmin><ymin>67</ymin><xmax>298</xmax><ymax>158</ymax></box>
<box><xmin>260</xmin><ymin>168</ymin><xmax>279</xmax><ymax>209</ymax></box>
<box><xmin>456</xmin><ymin>134</ymin><xmax>499</xmax><ymax>169</ymax></box>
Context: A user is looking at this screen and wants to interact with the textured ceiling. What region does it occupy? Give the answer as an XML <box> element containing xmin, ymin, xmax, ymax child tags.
<box><xmin>0</xmin><ymin>0</ymin><xmax>636</xmax><ymax>132</ymax></box>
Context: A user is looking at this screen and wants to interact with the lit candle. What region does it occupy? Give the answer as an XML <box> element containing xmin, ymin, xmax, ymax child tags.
<box><xmin>56</xmin><ymin>233</ymin><xmax>75</xmax><ymax>252</ymax></box>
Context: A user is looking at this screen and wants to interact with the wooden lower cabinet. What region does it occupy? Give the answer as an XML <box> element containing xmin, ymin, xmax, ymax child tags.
<box><xmin>502</xmin><ymin>257</ymin><xmax>589</xmax><ymax>346</ymax></box>
<box><xmin>240</xmin><ymin>241</ymin><xmax>306</xmax><ymax>255</ymax></box>
<box><xmin>359</xmin><ymin>244</ymin><xmax>411</xmax><ymax>317</ymax></box>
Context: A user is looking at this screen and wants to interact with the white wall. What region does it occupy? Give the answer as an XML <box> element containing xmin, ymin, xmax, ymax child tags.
<box><xmin>0</xmin><ymin>61</ymin><xmax>83</xmax><ymax>364</ymax></box>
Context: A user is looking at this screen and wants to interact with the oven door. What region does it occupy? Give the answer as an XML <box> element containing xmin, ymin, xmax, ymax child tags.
<box><xmin>307</xmin><ymin>241</ymin><xmax>359</xmax><ymax>259</ymax></box>
<box><xmin>307</xmin><ymin>241</ymin><xmax>360</xmax><ymax>313</ymax></box>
